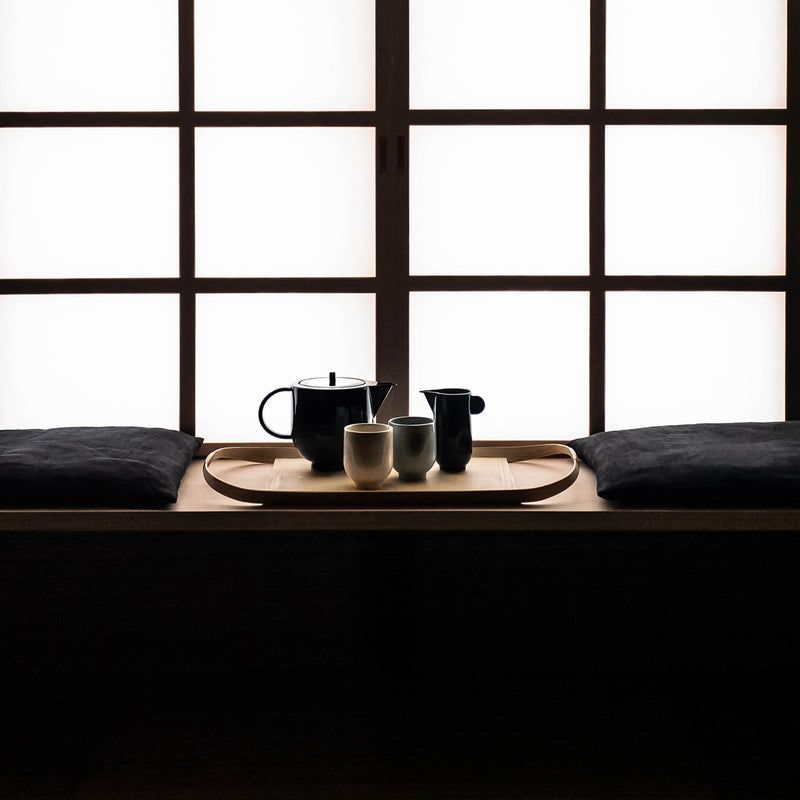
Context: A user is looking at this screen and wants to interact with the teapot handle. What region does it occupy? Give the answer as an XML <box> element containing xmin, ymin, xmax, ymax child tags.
<box><xmin>258</xmin><ymin>387</ymin><xmax>293</xmax><ymax>439</ymax></box>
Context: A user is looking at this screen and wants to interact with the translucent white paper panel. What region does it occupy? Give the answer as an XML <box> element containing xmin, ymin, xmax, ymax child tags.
<box><xmin>606</xmin><ymin>292</ymin><xmax>784</xmax><ymax>431</ymax></box>
<box><xmin>0</xmin><ymin>0</ymin><xmax>178</xmax><ymax>111</ymax></box>
<box><xmin>196</xmin><ymin>294</ymin><xmax>376</xmax><ymax>441</ymax></box>
<box><xmin>196</xmin><ymin>128</ymin><xmax>375</xmax><ymax>278</ymax></box>
<box><xmin>0</xmin><ymin>128</ymin><xmax>179</xmax><ymax>279</ymax></box>
<box><xmin>607</xmin><ymin>0</ymin><xmax>786</xmax><ymax>109</ymax></box>
<box><xmin>410</xmin><ymin>0</ymin><xmax>590</xmax><ymax>109</ymax></box>
<box><xmin>0</xmin><ymin>295</ymin><xmax>179</xmax><ymax>428</ymax></box>
<box><xmin>410</xmin><ymin>127</ymin><xmax>589</xmax><ymax>276</ymax></box>
<box><xmin>409</xmin><ymin>292</ymin><xmax>590</xmax><ymax>439</ymax></box>
<box><xmin>195</xmin><ymin>0</ymin><xmax>374</xmax><ymax>111</ymax></box>
<box><xmin>606</xmin><ymin>127</ymin><xmax>785</xmax><ymax>276</ymax></box>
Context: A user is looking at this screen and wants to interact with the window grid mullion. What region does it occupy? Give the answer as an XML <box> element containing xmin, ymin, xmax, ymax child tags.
<box><xmin>178</xmin><ymin>0</ymin><xmax>196</xmax><ymax>435</ymax></box>
<box><xmin>785</xmin><ymin>0</ymin><xmax>800</xmax><ymax>420</ymax></box>
<box><xmin>374</xmin><ymin>0</ymin><xmax>410</xmax><ymax>422</ymax></box>
<box><xmin>589</xmin><ymin>0</ymin><xmax>607</xmax><ymax>435</ymax></box>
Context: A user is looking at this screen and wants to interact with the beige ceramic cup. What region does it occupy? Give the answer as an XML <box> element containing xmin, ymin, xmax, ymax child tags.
<box><xmin>343</xmin><ymin>423</ymin><xmax>393</xmax><ymax>489</ymax></box>
<box><xmin>389</xmin><ymin>416</ymin><xmax>436</xmax><ymax>481</ymax></box>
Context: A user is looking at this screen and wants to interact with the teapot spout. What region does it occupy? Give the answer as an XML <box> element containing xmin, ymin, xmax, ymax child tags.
<box><xmin>369</xmin><ymin>381</ymin><xmax>395</xmax><ymax>416</ymax></box>
<box><xmin>421</xmin><ymin>390</ymin><xmax>437</xmax><ymax>413</ymax></box>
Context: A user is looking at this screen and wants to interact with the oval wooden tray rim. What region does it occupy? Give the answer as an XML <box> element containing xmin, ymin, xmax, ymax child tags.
<box><xmin>203</xmin><ymin>444</ymin><xmax>579</xmax><ymax>506</ymax></box>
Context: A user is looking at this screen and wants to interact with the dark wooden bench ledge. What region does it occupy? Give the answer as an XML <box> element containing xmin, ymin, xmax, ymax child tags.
<box><xmin>1</xmin><ymin>457</ymin><xmax>798</xmax><ymax>532</ymax></box>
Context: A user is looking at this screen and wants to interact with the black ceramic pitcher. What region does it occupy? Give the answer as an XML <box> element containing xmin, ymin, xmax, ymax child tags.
<box><xmin>421</xmin><ymin>388</ymin><xmax>485</xmax><ymax>472</ymax></box>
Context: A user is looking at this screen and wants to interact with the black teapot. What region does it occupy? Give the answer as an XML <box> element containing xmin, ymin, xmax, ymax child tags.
<box><xmin>258</xmin><ymin>372</ymin><xmax>394</xmax><ymax>471</ymax></box>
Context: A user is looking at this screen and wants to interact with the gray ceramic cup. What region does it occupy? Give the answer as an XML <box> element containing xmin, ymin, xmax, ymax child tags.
<box><xmin>389</xmin><ymin>416</ymin><xmax>436</xmax><ymax>481</ymax></box>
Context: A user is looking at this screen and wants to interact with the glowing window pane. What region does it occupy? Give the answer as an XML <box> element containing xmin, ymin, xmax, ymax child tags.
<box><xmin>195</xmin><ymin>128</ymin><xmax>375</xmax><ymax>278</ymax></box>
<box><xmin>195</xmin><ymin>0</ymin><xmax>374</xmax><ymax>111</ymax></box>
<box><xmin>409</xmin><ymin>292</ymin><xmax>590</xmax><ymax>439</ymax></box>
<box><xmin>0</xmin><ymin>295</ymin><xmax>179</xmax><ymax>429</ymax></box>
<box><xmin>607</xmin><ymin>0</ymin><xmax>786</xmax><ymax>109</ymax></box>
<box><xmin>410</xmin><ymin>0</ymin><xmax>590</xmax><ymax>109</ymax></box>
<box><xmin>606</xmin><ymin>126</ymin><xmax>785</xmax><ymax>276</ymax></box>
<box><xmin>606</xmin><ymin>292</ymin><xmax>784</xmax><ymax>431</ymax></box>
<box><xmin>0</xmin><ymin>128</ymin><xmax>179</xmax><ymax>279</ymax></box>
<box><xmin>196</xmin><ymin>294</ymin><xmax>376</xmax><ymax>441</ymax></box>
<box><xmin>0</xmin><ymin>0</ymin><xmax>178</xmax><ymax>111</ymax></box>
<box><xmin>410</xmin><ymin>127</ymin><xmax>589</xmax><ymax>276</ymax></box>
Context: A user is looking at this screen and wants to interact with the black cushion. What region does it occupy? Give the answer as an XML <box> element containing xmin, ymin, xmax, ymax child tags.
<box><xmin>0</xmin><ymin>427</ymin><xmax>203</xmax><ymax>508</ymax></box>
<box><xmin>569</xmin><ymin>421</ymin><xmax>800</xmax><ymax>507</ymax></box>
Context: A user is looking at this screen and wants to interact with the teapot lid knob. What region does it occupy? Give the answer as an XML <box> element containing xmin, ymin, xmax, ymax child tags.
<box><xmin>329</xmin><ymin>371</ymin><xmax>336</xmax><ymax>386</ymax></box>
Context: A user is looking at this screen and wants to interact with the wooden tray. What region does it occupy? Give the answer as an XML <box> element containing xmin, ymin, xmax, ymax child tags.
<box><xmin>203</xmin><ymin>444</ymin><xmax>579</xmax><ymax>506</ymax></box>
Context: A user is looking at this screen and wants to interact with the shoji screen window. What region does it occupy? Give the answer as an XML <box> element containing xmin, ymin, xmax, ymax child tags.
<box><xmin>193</xmin><ymin>0</ymin><xmax>376</xmax><ymax>441</ymax></box>
<box><xmin>604</xmin><ymin>0</ymin><xmax>789</xmax><ymax>430</ymax></box>
<box><xmin>0</xmin><ymin>1</ymin><xmax>180</xmax><ymax>430</ymax></box>
<box><xmin>408</xmin><ymin>0</ymin><xmax>592</xmax><ymax>439</ymax></box>
<box><xmin>0</xmin><ymin>0</ymin><xmax>377</xmax><ymax>440</ymax></box>
<box><xmin>0</xmin><ymin>1</ymin><xmax>795</xmax><ymax>442</ymax></box>
<box><xmin>407</xmin><ymin>0</ymin><xmax>792</xmax><ymax>437</ymax></box>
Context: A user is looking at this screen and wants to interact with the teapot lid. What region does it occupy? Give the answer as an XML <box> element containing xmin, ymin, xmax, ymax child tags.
<box><xmin>298</xmin><ymin>372</ymin><xmax>366</xmax><ymax>389</ymax></box>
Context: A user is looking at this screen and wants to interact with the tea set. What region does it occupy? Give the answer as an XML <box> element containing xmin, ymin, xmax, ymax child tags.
<box><xmin>258</xmin><ymin>372</ymin><xmax>484</xmax><ymax>489</ymax></box>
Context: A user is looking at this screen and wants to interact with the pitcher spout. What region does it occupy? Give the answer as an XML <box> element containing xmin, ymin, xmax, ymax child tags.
<box><xmin>421</xmin><ymin>390</ymin><xmax>437</xmax><ymax>413</ymax></box>
<box><xmin>369</xmin><ymin>381</ymin><xmax>395</xmax><ymax>416</ymax></box>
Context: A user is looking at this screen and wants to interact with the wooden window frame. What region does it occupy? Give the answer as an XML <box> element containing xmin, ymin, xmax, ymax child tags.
<box><xmin>0</xmin><ymin>0</ymin><xmax>797</xmax><ymax>443</ymax></box>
